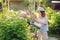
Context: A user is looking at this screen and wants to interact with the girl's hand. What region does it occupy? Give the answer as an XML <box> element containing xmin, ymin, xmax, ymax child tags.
<box><xmin>35</xmin><ymin>19</ymin><xmax>40</xmax><ymax>24</ymax></box>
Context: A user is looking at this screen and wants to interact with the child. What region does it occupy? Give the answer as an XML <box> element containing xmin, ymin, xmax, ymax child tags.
<box><xmin>35</xmin><ymin>7</ymin><xmax>48</xmax><ymax>40</ymax></box>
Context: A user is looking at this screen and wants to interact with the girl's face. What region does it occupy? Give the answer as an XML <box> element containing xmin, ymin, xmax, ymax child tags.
<box><xmin>39</xmin><ymin>11</ymin><xmax>45</xmax><ymax>17</ymax></box>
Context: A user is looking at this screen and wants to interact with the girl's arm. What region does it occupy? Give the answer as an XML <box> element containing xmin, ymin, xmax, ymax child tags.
<box><xmin>35</xmin><ymin>16</ymin><xmax>48</xmax><ymax>25</ymax></box>
<box><xmin>40</xmin><ymin>19</ymin><xmax>48</xmax><ymax>25</ymax></box>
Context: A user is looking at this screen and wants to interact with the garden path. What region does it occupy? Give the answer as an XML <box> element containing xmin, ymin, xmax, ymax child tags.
<box><xmin>48</xmin><ymin>37</ymin><xmax>58</xmax><ymax>40</ymax></box>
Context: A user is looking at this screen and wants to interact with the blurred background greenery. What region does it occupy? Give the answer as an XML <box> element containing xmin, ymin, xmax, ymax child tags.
<box><xmin>0</xmin><ymin>0</ymin><xmax>60</xmax><ymax>40</ymax></box>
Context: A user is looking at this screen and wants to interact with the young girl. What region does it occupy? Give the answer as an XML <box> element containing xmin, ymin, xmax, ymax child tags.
<box><xmin>35</xmin><ymin>7</ymin><xmax>48</xmax><ymax>40</ymax></box>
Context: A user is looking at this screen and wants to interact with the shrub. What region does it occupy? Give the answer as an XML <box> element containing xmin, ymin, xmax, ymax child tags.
<box><xmin>0</xmin><ymin>15</ymin><xmax>31</xmax><ymax>40</ymax></box>
<box><xmin>46</xmin><ymin>7</ymin><xmax>60</xmax><ymax>34</ymax></box>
